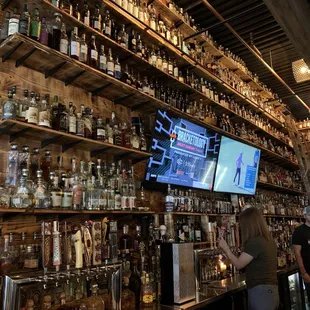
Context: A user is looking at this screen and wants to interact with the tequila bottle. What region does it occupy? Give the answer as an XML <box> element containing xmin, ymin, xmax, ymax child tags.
<box><xmin>2</xmin><ymin>90</ymin><xmax>17</xmax><ymax>120</ymax></box>
<box><xmin>5</xmin><ymin>143</ymin><xmax>19</xmax><ymax>188</ymax></box>
<box><xmin>34</xmin><ymin>169</ymin><xmax>50</xmax><ymax>209</ymax></box>
<box><xmin>11</xmin><ymin>169</ymin><xmax>34</xmax><ymax>209</ymax></box>
<box><xmin>30</xmin><ymin>148</ymin><xmax>40</xmax><ymax>182</ymax></box>
<box><xmin>18</xmin><ymin>146</ymin><xmax>30</xmax><ymax>180</ymax></box>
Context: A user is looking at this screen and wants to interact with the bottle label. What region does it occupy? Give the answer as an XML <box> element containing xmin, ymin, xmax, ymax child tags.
<box><xmin>59</xmin><ymin>115</ymin><xmax>67</xmax><ymax>131</ymax></box>
<box><xmin>105</xmin><ymin>26</ymin><xmax>111</xmax><ymax>36</ymax></box>
<box><xmin>174</xmin><ymin>67</ymin><xmax>178</xmax><ymax>77</ymax></box>
<box><xmin>62</xmin><ymin>192</ymin><xmax>73</xmax><ymax>208</ymax></box>
<box><xmin>84</xmin><ymin>16</ymin><xmax>90</xmax><ymax>26</ymax></box>
<box><xmin>31</xmin><ymin>21</ymin><xmax>41</xmax><ymax>38</ymax></box>
<box><xmin>69</xmin><ymin>116</ymin><xmax>77</xmax><ymax>133</ymax></box>
<box><xmin>24</xmin><ymin>258</ymin><xmax>39</xmax><ymax>269</ymax></box>
<box><xmin>27</xmin><ymin>107</ymin><xmax>39</xmax><ymax>124</ymax></box>
<box><xmin>195</xmin><ymin>230</ymin><xmax>201</xmax><ymax>242</ymax></box>
<box><xmin>168</xmin><ymin>64</ymin><xmax>173</xmax><ymax>73</ymax></box>
<box><xmin>97</xmin><ymin>128</ymin><xmax>105</xmax><ymax>137</ymax></box>
<box><xmin>129</xmin><ymin>196</ymin><xmax>135</xmax><ymax>209</ymax></box>
<box><xmin>38</xmin><ymin>111</ymin><xmax>51</xmax><ymax>127</ymax></box>
<box><xmin>60</xmin><ymin>39</ymin><xmax>68</xmax><ymax>54</ymax></box>
<box><xmin>115</xmin><ymin>194</ymin><xmax>121</xmax><ymax>210</ymax></box>
<box><xmin>142</xmin><ymin>293</ymin><xmax>153</xmax><ymax>304</ymax></box>
<box><xmin>76</xmin><ymin>119</ymin><xmax>84</xmax><ymax>136</ymax></box>
<box><xmin>121</xmin><ymin>196</ymin><xmax>129</xmax><ymax>209</ymax></box>
<box><xmin>94</xmin><ymin>20</ymin><xmax>101</xmax><ymax>30</ymax></box>
<box><xmin>91</xmin><ymin>50</ymin><xmax>98</xmax><ymax>60</ymax></box>
<box><xmin>8</xmin><ymin>19</ymin><xmax>20</xmax><ymax>36</ymax></box>
<box><xmin>3</xmin><ymin>103</ymin><xmax>16</xmax><ymax>119</ymax></box>
<box><xmin>131</xmin><ymin>139</ymin><xmax>139</xmax><ymax>149</ymax></box>
<box><xmin>73</xmin><ymin>185</ymin><xmax>82</xmax><ymax>205</ymax></box>
<box><xmin>150</xmin><ymin>20</ymin><xmax>156</xmax><ymax>30</ymax></box>
<box><xmin>107</xmin><ymin>61</ymin><xmax>114</xmax><ymax>75</ymax></box>
<box><xmin>80</xmin><ymin>44</ymin><xmax>87</xmax><ymax>55</ymax></box>
<box><xmin>71</xmin><ymin>41</ymin><xmax>80</xmax><ymax>57</ymax></box>
<box><xmin>19</xmin><ymin>21</ymin><xmax>29</xmax><ymax>36</ymax></box>
<box><xmin>51</xmin><ymin>191</ymin><xmax>62</xmax><ymax>207</ymax></box>
<box><xmin>84</xmin><ymin>118</ymin><xmax>92</xmax><ymax>134</ymax></box>
<box><xmin>99</xmin><ymin>55</ymin><xmax>107</xmax><ymax>70</ymax></box>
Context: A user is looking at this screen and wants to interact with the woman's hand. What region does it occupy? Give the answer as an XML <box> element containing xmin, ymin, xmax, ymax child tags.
<box><xmin>218</xmin><ymin>238</ymin><xmax>229</xmax><ymax>253</ymax></box>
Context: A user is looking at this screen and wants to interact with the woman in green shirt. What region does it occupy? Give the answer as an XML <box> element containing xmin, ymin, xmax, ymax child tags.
<box><xmin>218</xmin><ymin>207</ymin><xmax>279</xmax><ymax>310</ymax></box>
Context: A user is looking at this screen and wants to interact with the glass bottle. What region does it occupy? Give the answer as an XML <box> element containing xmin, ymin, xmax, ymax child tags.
<box><xmin>30</xmin><ymin>8</ymin><xmax>41</xmax><ymax>41</ymax></box>
<box><xmin>61</xmin><ymin>177</ymin><xmax>72</xmax><ymax>210</ymax></box>
<box><xmin>26</xmin><ymin>91</ymin><xmax>38</xmax><ymax>125</ymax></box>
<box><xmin>122</xmin><ymin>122</ymin><xmax>131</xmax><ymax>148</ymax></box>
<box><xmin>72</xmin><ymin>161</ymin><xmax>82</xmax><ymax>210</ymax></box>
<box><xmin>113</xmin><ymin>124</ymin><xmax>122</xmax><ymax>146</ymax></box>
<box><xmin>96</xmin><ymin>118</ymin><xmax>106</xmax><ymax>141</ymax></box>
<box><xmin>79</xmin><ymin>33</ymin><xmax>88</xmax><ymax>63</ymax></box>
<box><xmin>50</xmin><ymin>173</ymin><xmax>62</xmax><ymax>209</ymax></box>
<box><xmin>8</xmin><ymin>8</ymin><xmax>20</xmax><ymax>37</ymax></box>
<box><xmin>18</xmin><ymin>146</ymin><xmax>30</xmax><ymax>179</ymax></box>
<box><xmin>51</xmin><ymin>12</ymin><xmax>62</xmax><ymax>51</ymax></box>
<box><xmin>24</xmin><ymin>244</ymin><xmax>39</xmax><ymax>269</ymax></box>
<box><xmin>30</xmin><ymin>148</ymin><xmax>40</xmax><ymax>182</ymax></box>
<box><xmin>118</xmin><ymin>24</ymin><xmax>127</xmax><ymax>47</ymax></box>
<box><xmin>130</xmin><ymin>126</ymin><xmax>140</xmax><ymax>149</ymax></box>
<box><xmin>34</xmin><ymin>169</ymin><xmax>50</xmax><ymax>209</ymax></box>
<box><xmin>141</xmin><ymin>273</ymin><xmax>154</xmax><ymax>306</ymax></box>
<box><xmin>82</xmin><ymin>0</ymin><xmax>90</xmax><ymax>26</ymax></box>
<box><xmin>2</xmin><ymin>90</ymin><xmax>17</xmax><ymax>120</ymax></box>
<box><xmin>5</xmin><ymin>143</ymin><xmax>19</xmax><ymax>188</ymax></box>
<box><xmin>129</xmin><ymin>29</ymin><xmax>136</xmax><ymax>52</ymax></box>
<box><xmin>120</xmin><ymin>225</ymin><xmax>133</xmax><ymax>254</ymax></box>
<box><xmin>99</xmin><ymin>45</ymin><xmax>107</xmax><ymax>72</ymax></box>
<box><xmin>39</xmin><ymin>17</ymin><xmax>49</xmax><ymax>46</ymax></box>
<box><xmin>59</xmin><ymin>104</ymin><xmax>68</xmax><ymax>132</ymax></box>
<box><xmin>59</xmin><ymin>22</ymin><xmax>68</xmax><ymax>55</ymax></box>
<box><xmin>61</xmin><ymin>0</ymin><xmax>72</xmax><ymax>15</ymax></box>
<box><xmin>19</xmin><ymin>4</ymin><xmax>30</xmax><ymax>36</ymax></box>
<box><xmin>87</xmin><ymin>284</ymin><xmax>105</xmax><ymax>309</ymax></box>
<box><xmin>68</xmin><ymin>103</ymin><xmax>77</xmax><ymax>134</ymax></box>
<box><xmin>114</xmin><ymin>56</ymin><xmax>121</xmax><ymax>79</ymax></box>
<box><xmin>140</xmin><ymin>126</ymin><xmax>147</xmax><ymax>151</ymax></box>
<box><xmin>72</xmin><ymin>2</ymin><xmax>80</xmax><ymax>20</ymax></box>
<box><xmin>0</xmin><ymin>235</ymin><xmax>13</xmax><ymax>276</ymax></box>
<box><xmin>121</xmin><ymin>277</ymin><xmax>135</xmax><ymax>310</ymax></box>
<box><xmin>165</xmin><ymin>184</ymin><xmax>174</xmax><ymax>212</ymax></box>
<box><xmin>129</xmin><ymin>261</ymin><xmax>141</xmax><ymax>308</ymax></box>
<box><xmin>70</xmin><ymin>27</ymin><xmax>80</xmax><ymax>60</ymax></box>
<box><xmin>92</xmin><ymin>4</ymin><xmax>102</xmax><ymax>31</ymax></box>
<box><xmin>107</xmin><ymin>48</ymin><xmax>115</xmax><ymax>76</ymax></box>
<box><xmin>136</xmin><ymin>33</ymin><xmax>143</xmax><ymax>57</ymax></box>
<box><xmin>11</xmin><ymin>169</ymin><xmax>34</xmax><ymax>209</ymax></box>
<box><xmin>0</xmin><ymin>11</ymin><xmax>10</xmax><ymax>42</ymax></box>
<box><xmin>103</xmin><ymin>10</ymin><xmax>112</xmax><ymax>37</ymax></box>
<box><xmin>76</xmin><ymin>112</ymin><xmax>84</xmax><ymax>136</ymax></box>
<box><xmin>87</xmin><ymin>176</ymin><xmax>99</xmax><ymax>210</ymax></box>
<box><xmin>38</xmin><ymin>94</ymin><xmax>51</xmax><ymax>128</ymax></box>
<box><xmin>51</xmin><ymin>95</ymin><xmax>59</xmax><ymax>129</ymax></box>
<box><xmin>41</xmin><ymin>150</ymin><xmax>52</xmax><ymax>182</ymax></box>
<box><xmin>83</xmin><ymin>108</ymin><xmax>93</xmax><ymax>139</ymax></box>
<box><xmin>89</xmin><ymin>36</ymin><xmax>98</xmax><ymax>68</ymax></box>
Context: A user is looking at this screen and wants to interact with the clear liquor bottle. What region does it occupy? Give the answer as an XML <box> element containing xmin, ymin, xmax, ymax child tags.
<box><xmin>165</xmin><ymin>184</ymin><xmax>174</xmax><ymax>212</ymax></box>
<box><xmin>2</xmin><ymin>90</ymin><xmax>17</xmax><ymax>120</ymax></box>
<box><xmin>70</xmin><ymin>27</ymin><xmax>80</xmax><ymax>60</ymax></box>
<box><xmin>105</xmin><ymin>118</ymin><xmax>114</xmax><ymax>144</ymax></box>
<box><xmin>83</xmin><ymin>108</ymin><xmax>93</xmax><ymax>139</ymax></box>
<box><xmin>61</xmin><ymin>177</ymin><xmax>73</xmax><ymax>210</ymax></box>
<box><xmin>26</xmin><ymin>91</ymin><xmax>38</xmax><ymax>124</ymax></box>
<box><xmin>99</xmin><ymin>45</ymin><xmax>107</xmax><ymax>72</ymax></box>
<box><xmin>130</xmin><ymin>126</ymin><xmax>140</xmax><ymax>150</ymax></box>
<box><xmin>50</xmin><ymin>173</ymin><xmax>62</xmax><ymax>209</ymax></box>
<box><xmin>38</xmin><ymin>94</ymin><xmax>51</xmax><ymax>128</ymax></box>
<box><xmin>5</xmin><ymin>143</ymin><xmax>19</xmax><ymax>188</ymax></box>
<box><xmin>30</xmin><ymin>148</ymin><xmax>40</xmax><ymax>182</ymax></box>
<box><xmin>34</xmin><ymin>169</ymin><xmax>50</xmax><ymax>209</ymax></box>
<box><xmin>11</xmin><ymin>169</ymin><xmax>34</xmax><ymax>209</ymax></box>
<box><xmin>87</xmin><ymin>176</ymin><xmax>99</xmax><ymax>210</ymax></box>
<box><xmin>18</xmin><ymin>89</ymin><xmax>29</xmax><ymax>121</ymax></box>
<box><xmin>128</xmin><ymin>171</ymin><xmax>136</xmax><ymax>211</ymax></box>
<box><xmin>18</xmin><ymin>146</ymin><xmax>30</xmax><ymax>181</ymax></box>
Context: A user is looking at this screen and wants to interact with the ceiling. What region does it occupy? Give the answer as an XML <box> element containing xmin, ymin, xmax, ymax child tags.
<box><xmin>174</xmin><ymin>0</ymin><xmax>310</xmax><ymax>120</ymax></box>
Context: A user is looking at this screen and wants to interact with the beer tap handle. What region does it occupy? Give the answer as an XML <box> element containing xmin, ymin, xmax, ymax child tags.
<box><xmin>83</xmin><ymin>222</ymin><xmax>93</xmax><ymax>267</ymax></box>
<box><xmin>72</xmin><ymin>225</ymin><xmax>83</xmax><ymax>269</ymax></box>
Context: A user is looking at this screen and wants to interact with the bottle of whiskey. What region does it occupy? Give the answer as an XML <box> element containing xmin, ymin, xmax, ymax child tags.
<box><xmin>76</xmin><ymin>112</ymin><xmax>84</xmax><ymax>136</ymax></box>
<box><xmin>99</xmin><ymin>45</ymin><xmax>107</xmax><ymax>72</ymax></box>
<box><xmin>89</xmin><ymin>36</ymin><xmax>98</xmax><ymax>68</ymax></box>
<box><xmin>92</xmin><ymin>4</ymin><xmax>102</xmax><ymax>32</ymax></box>
<box><xmin>82</xmin><ymin>0</ymin><xmax>90</xmax><ymax>26</ymax></box>
<box><xmin>130</xmin><ymin>126</ymin><xmax>140</xmax><ymax>150</ymax></box>
<box><xmin>79</xmin><ymin>33</ymin><xmax>88</xmax><ymax>63</ymax></box>
<box><xmin>59</xmin><ymin>104</ymin><xmax>68</xmax><ymax>132</ymax></box>
<box><xmin>70</xmin><ymin>27</ymin><xmax>80</xmax><ymax>60</ymax></box>
<box><xmin>19</xmin><ymin>4</ymin><xmax>30</xmax><ymax>36</ymax></box>
<box><xmin>8</xmin><ymin>8</ymin><xmax>20</xmax><ymax>37</ymax></box>
<box><xmin>60</xmin><ymin>22</ymin><xmax>68</xmax><ymax>55</ymax></box>
<box><xmin>38</xmin><ymin>94</ymin><xmax>51</xmax><ymax>128</ymax></box>
<box><xmin>107</xmin><ymin>48</ymin><xmax>115</xmax><ymax>76</ymax></box>
<box><xmin>30</xmin><ymin>8</ymin><xmax>41</xmax><ymax>41</ymax></box>
<box><xmin>26</xmin><ymin>91</ymin><xmax>39</xmax><ymax>125</ymax></box>
<box><xmin>103</xmin><ymin>10</ymin><xmax>112</xmax><ymax>37</ymax></box>
<box><xmin>68</xmin><ymin>103</ymin><xmax>77</xmax><ymax>134</ymax></box>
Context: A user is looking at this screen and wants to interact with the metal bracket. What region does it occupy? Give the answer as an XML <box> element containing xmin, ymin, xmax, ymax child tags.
<box><xmin>15</xmin><ymin>47</ymin><xmax>36</xmax><ymax>68</ymax></box>
<box><xmin>45</xmin><ymin>61</ymin><xmax>67</xmax><ymax>78</ymax></box>
<box><xmin>2</xmin><ymin>41</ymin><xmax>23</xmax><ymax>62</ymax></box>
<box><xmin>65</xmin><ymin>70</ymin><xmax>86</xmax><ymax>86</ymax></box>
<box><xmin>113</xmin><ymin>93</ymin><xmax>135</xmax><ymax>104</ymax></box>
<box><xmin>9</xmin><ymin>127</ymin><xmax>31</xmax><ymax>142</ymax></box>
<box><xmin>131</xmin><ymin>101</ymin><xmax>150</xmax><ymax>111</ymax></box>
<box><xmin>62</xmin><ymin>141</ymin><xmax>81</xmax><ymax>152</ymax></box>
<box><xmin>90</xmin><ymin>147</ymin><xmax>113</xmax><ymax>158</ymax></box>
<box><xmin>132</xmin><ymin>156</ymin><xmax>151</xmax><ymax>165</ymax></box>
<box><xmin>91</xmin><ymin>83</ymin><xmax>113</xmax><ymax>96</ymax></box>
<box><xmin>0</xmin><ymin>123</ymin><xmax>16</xmax><ymax>136</ymax></box>
<box><xmin>41</xmin><ymin>135</ymin><xmax>61</xmax><ymax>148</ymax></box>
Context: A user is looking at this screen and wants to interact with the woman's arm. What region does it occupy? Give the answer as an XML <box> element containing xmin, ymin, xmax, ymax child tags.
<box><xmin>219</xmin><ymin>238</ymin><xmax>253</xmax><ymax>270</ymax></box>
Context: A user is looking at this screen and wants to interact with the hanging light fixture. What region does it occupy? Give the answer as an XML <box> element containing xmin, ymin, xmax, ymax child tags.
<box><xmin>292</xmin><ymin>59</ymin><xmax>310</xmax><ymax>83</ymax></box>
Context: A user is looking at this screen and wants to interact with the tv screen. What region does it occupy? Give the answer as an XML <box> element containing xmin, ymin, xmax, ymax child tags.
<box><xmin>213</xmin><ymin>136</ymin><xmax>261</xmax><ymax>195</ymax></box>
<box><xmin>145</xmin><ymin>110</ymin><xmax>221</xmax><ymax>190</ymax></box>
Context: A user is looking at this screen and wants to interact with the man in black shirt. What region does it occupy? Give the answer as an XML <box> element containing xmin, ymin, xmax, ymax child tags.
<box><xmin>292</xmin><ymin>206</ymin><xmax>310</xmax><ymax>305</ymax></box>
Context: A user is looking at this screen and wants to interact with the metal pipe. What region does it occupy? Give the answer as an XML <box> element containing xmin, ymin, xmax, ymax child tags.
<box><xmin>199</xmin><ymin>0</ymin><xmax>310</xmax><ymax>114</ymax></box>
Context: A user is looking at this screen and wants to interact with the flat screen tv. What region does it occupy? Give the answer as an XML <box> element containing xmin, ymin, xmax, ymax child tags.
<box><xmin>145</xmin><ymin>110</ymin><xmax>221</xmax><ymax>190</ymax></box>
<box><xmin>213</xmin><ymin>136</ymin><xmax>261</xmax><ymax>195</ymax></box>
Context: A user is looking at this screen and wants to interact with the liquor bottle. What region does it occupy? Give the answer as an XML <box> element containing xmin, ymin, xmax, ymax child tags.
<box><xmin>137</xmin><ymin>34</ymin><xmax>143</xmax><ymax>57</ymax></box>
<box><xmin>129</xmin><ymin>29</ymin><xmax>137</xmax><ymax>52</ymax></box>
<box><xmin>114</xmin><ymin>56</ymin><xmax>121</xmax><ymax>79</ymax></box>
<box><xmin>18</xmin><ymin>146</ymin><xmax>30</xmax><ymax>179</ymax></box>
<box><xmin>38</xmin><ymin>94</ymin><xmax>51</xmax><ymax>128</ymax></box>
<box><xmin>76</xmin><ymin>112</ymin><xmax>84</xmax><ymax>136</ymax></box>
<box><xmin>107</xmin><ymin>48</ymin><xmax>115</xmax><ymax>76</ymax></box>
<box><xmin>40</xmin><ymin>17</ymin><xmax>49</xmax><ymax>46</ymax></box>
<box><xmin>59</xmin><ymin>104</ymin><xmax>68</xmax><ymax>132</ymax></box>
<box><xmin>92</xmin><ymin>4</ymin><xmax>102</xmax><ymax>32</ymax></box>
<box><xmin>82</xmin><ymin>0</ymin><xmax>90</xmax><ymax>26</ymax></box>
<box><xmin>96</xmin><ymin>118</ymin><xmax>106</xmax><ymax>141</ymax></box>
<box><xmin>61</xmin><ymin>0</ymin><xmax>72</xmax><ymax>15</ymax></box>
<box><xmin>61</xmin><ymin>177</ymin><xmax>73</xmax><ymax>209</ymax></box>
<box><xmin>41</xmin><ymin>150</ymin><xmax>52</xmax><ymax>182</ymax></box>
<box><xmin>71</xmin><ymin>159</ymin><xmax>82</xmax><ymax>210</ymax></box>
<box><xmin>8</xmin><ymin>8</ymin><xmax>20</xmax><ymax>37</ymax></box>
<box><xmin>68</xmin><ymin>103</ymin><xmax>77</xmax><ymax>134</ymax></box>
<box><xmin>83</xmin><ymin>108</ymin><xmax>93</xmax><ymax>139</ymax></box>
<box><xmin>60</xmin><ymin>22</ymin><xmax>68</xmax><ymax>55</ymax></box>
<box><xmin>11</xmin><ymin>169</ymin><xmax>34</xmax><ymax>209</ymax></box>
<box><xmin>122</xmin><ymin>277</ymin><xmax>135</xmax><ymax>310</ymax></box>
<box><xmin>139</xmin><ymin>126</ymin><xmax>147</xmax><ymax>151</ymax></box>
<box><xmin>5</xmin><ymin>143</ymin><xmax>19</xmax><ymax>188</ymax></box>
<box><xmin>30</xmin><ymin>8</ymin><xmax>41</xmax><ymax>41</ymax></box>
<box><xmin>0</xmin><ymin>11</ymin><xmax>10</xmax><ymax>41</ymax></box>
<box><xmin>26</xmin><ymin>91</ymin><xmax>39</xmax><ymax>125</ymax></box>
<box><xmin>51</xmin><ymin>0</ymin><xmax>59</xmax><ymax>7</ymax></box>
<box><xmin>72</xmin><ymin>2</ymin><xmax>80</xmax><ymax>20</ymax></box>
<box><xmin>141</xmin><ymin>273</ymin><xmax>154</xmax><ymax>306</ymax></box>
<box><xmin>112</xmin><ymin>124</ymin><xmax>122</xmax><ymax>146</ymax></box>
<box><xmin>130</xmin><ymin>126</ymin><xmax>140</xmax><ymax>149</ymax></box>
<box><xmin>51</xmin><ymin>95</ymin><xmax>59</xmax><ymax>129</ymax></box>
<box><xmin>2</xmin><ymin>90</ymin><xmax>17</xmax><ymax>120</ymax></box>
<box><xmin>120</xmin><ymin>225</ymin><xmax>133</xmax><ymax>254</ymax></box>
<box><xmin>34</xmin><ymin>170</ymin><xmax>50</xmax><ymax>209</ymax></box>
<box><xmin>30</xmin><ymin>148</ymin><xmax>40</xmax><ymax>182</ymax></box>
<box><xmin>0</xmin><ymin>234</ymin><xmax>12</xmax><ymax>275</ymax></box>
<box><xmin>117</xmin><ymin>24</ymin><xmax>127</xmax><ymax>47</ymax></box>
<box><xmin>99</xmin><ymin>45</ymin><xmax>107</xmax><ymax>72</ymax></box>
<box><xmin>165</xmin><ymin>184</ymin><xmax>174</xmax><ymax>212</ymax></box>
<box><xmin>79</xmin><ymin>33</ymin><xmax>88</xmax><ymax>63</ymax></box>
<box><xmin>19</xmin><ymin>4</ymin><xmax>30</xmax><ymax>36</ymax></box>
<box><xmin>24</xmin><ymin>243</ymin><xmax>39</xmax><ymax>270</ymax></box>
<box><xmin>70</xmin><ymin>27</ymin><xmax>80</xmax><ymax>60</ymax></box>
<box><xmin>50</xmin><ymin>172</ymin><xmax>62</xmax><ymax>209</ymax></box>
<box><xmin>89</xmin><ymin>36</ymin><xmax>98</xmax><ymax>68</ymax></box>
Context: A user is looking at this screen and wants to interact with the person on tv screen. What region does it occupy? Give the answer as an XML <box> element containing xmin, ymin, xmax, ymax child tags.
<box><xmin>234</xmin><ymin>152</ymin><xmax>244</xmax><ymax>186</ymax></box>
<box><xmin>253</xmin><ymin>149</ymin><xmax>260</xmax><ymax>168</ymax></box>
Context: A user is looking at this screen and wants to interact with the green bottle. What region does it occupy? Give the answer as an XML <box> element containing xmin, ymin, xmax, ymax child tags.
<box><xmin>30</xmin><ymin>8</ymin><xmax>41</xmax><ymax>41</ymax></box>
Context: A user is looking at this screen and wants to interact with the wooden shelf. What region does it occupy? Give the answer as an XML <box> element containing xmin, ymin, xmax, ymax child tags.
<box><xmin>0</xmin><ymin>119</ymin><xmax>151</xmax><ymax>162</ymax></box>
<box><xmin>257</xmin><ymin>181</ymin><xmax>305</xmax><ymax>195</ymax></box>
<box><xmin>193</xmin><ymin>242</ymin><xmax>210</xmax><ymax>247</ymax></box>
<box><xmin>158</xmin><ymin>212</ymin><xmax>235</xmax><ymax>216</ymax></box>
<box><xmin>263</xmin><ymin>214</ymin><xmax>303</xmax><ymax>219</ymax></box>
<box><xmin>0</xmin><ymin>34</ymin><xmax>297</xmax><ymax>169</ymax></box>
<box><xmin>0</xmin><ymin>208</ymin><xmax>155</xmax><ymax>215</ymax></box>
